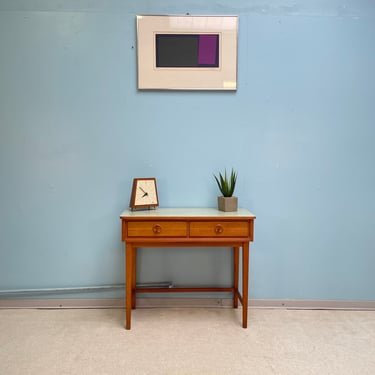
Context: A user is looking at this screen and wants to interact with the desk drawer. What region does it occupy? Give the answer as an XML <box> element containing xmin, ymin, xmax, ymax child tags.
<box><xmin>127</xmin><ymin>221</ymin><xmax>187</xmax><ymax>237</ymax></box>
<box><xmin>190</xmin><ymin>221</ymin><xmax>249</xmax><ymax>237</ymax></box>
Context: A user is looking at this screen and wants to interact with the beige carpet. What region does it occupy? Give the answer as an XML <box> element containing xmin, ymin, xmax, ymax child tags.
<box><xmin>1</xmin><ymin>307</ymin><xmax>375</xmax><ymax>375</ymax></box>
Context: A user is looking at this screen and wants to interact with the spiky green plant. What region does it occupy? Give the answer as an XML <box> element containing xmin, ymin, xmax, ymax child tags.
<box><xmin>214</xmin><ymin>168</ymin><xmax>237</xmax><ymax>197</ymax></box>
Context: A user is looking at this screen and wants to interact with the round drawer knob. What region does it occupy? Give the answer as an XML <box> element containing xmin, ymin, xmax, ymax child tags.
<box><xmin>153</xmin><ymin>224</ymin><xmax>162</xmax><ymax>234</ymax></box>
<box><xmin>215</xmin><ymin>224</ymin><xmax>223</xmax><ymax>234</ymax></box>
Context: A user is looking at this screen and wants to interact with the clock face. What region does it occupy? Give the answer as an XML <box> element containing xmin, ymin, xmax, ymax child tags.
<box><xmin>130</xmin><ymin>178</ymin><xmax>159</xmax><ymax>209</ymax></box>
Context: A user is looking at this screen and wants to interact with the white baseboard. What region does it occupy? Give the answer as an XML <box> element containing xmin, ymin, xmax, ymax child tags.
<box><xmin>1</xmin><ymin>298</ymin><xmax>375</xmax><ymax>310</ymax></box>
<box><xmin>0</xmin><ymin>298</ymin><xmax>124</xmax><ymax>309</ymax></box>
<box><xmin>249</xmin><ymin>299</ymin><xmax>375</xmax><ymax>310</ymax></box>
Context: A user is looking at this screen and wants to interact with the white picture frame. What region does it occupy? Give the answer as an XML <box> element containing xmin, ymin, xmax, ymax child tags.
<box><xmin>136</xmin><ymin>15</ymin><xmax>238</xmax><ymax>90</ymax></box>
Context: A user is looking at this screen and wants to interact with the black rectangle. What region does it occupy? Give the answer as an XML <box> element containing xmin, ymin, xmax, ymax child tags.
<box><xmin>155</xmin><ymin>34</ymin><xmax>219</xmax><ymax>68</ymax></box>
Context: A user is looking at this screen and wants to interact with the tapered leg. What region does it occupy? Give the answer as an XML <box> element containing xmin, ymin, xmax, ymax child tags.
<box><xmin>132</xmin><ymin>248</ymin><xmax>137</xmax><ymax>309</ymax></box>
<box><xmin>233</xmin><ymin>246</ymin><xmax>239</xmax><ymax>308</ymax></box>
<box><xmin>242</xmin><ymin>242</ymin><xmax>249</xmax><ymax>328</ymax></box>
<box><xmin>125</xmin><ymin>243</ymin><xmax>134</xmax><ymax>330</ymax></box>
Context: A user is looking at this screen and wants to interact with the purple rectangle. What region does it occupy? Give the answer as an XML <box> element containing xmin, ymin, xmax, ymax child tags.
<box><xmin>198</xmin><ymin>35</ymin><xmax>218</xmax><ymax>66</ymax></box>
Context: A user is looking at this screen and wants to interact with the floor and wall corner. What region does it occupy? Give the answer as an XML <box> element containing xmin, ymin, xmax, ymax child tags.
<box><xmin>0</xmin><ymin>1</ymin><xmax>374</xmax><ymax>374</ymax></box>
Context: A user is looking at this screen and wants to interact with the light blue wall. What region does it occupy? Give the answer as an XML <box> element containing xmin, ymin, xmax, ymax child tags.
<box><xmin>1</xmin><ymin>1</ymin><xmax>374</xmax><ymax>300</ymax></box>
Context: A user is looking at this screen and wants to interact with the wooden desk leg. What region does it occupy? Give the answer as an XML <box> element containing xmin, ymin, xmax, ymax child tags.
<box><xmin>233</xmin><ymin>246</ymin><xmax>239</xmax><ymax>308</ymax></box>
<box><xmin>132</xmin><ymin>247</ymin><xmax>137</xmax><ymax>309</ymax></box>
<box><xmin>242</xmin><ymin>242</ymin><xmax>249</xmax><ymax>328</ymax></box>
<box><xmin>125</xmin><ymin>243</ymin><xmax>134</xmax><ymax>330</ymax></box>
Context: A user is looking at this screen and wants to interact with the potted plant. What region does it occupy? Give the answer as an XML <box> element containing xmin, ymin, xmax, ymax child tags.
<box><xmin>214</xmin><ymin>168</ymin><xmax>238</xmax><ymax>212</ymax></box>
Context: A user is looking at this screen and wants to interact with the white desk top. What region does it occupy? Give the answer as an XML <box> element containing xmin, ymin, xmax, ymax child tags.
<box><xmin>120</xmin><ymin>207</ymin><xmax>256</xmax><ymax>218</ymax></box>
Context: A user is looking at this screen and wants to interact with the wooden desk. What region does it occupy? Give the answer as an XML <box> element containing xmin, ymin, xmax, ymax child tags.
<box><xmin>120</xmin><ymin>208</ymin><xmax>256</xmax><ymax>330</ymax></box>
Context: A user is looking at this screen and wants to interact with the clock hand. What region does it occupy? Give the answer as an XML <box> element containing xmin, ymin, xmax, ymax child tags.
<box><xmin>142</xmin><ymin>192</ymin><xmax>148</xmax><ymax>198</ymax></box>
<box><xmin>139</xmin><ymin>187</ymin><xmax>147</xmax><ymax>194</ymax></box>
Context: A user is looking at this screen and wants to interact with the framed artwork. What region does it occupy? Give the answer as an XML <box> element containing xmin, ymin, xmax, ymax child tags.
<box><xmin>136</xmin><ymin>15</ymin><xmax>238</xmax><ymax>90</ymax></box>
